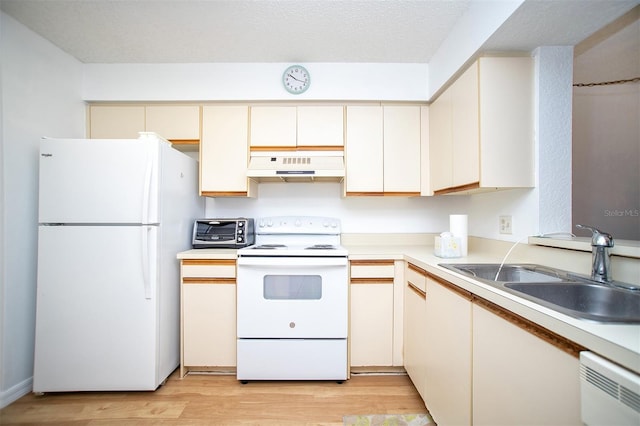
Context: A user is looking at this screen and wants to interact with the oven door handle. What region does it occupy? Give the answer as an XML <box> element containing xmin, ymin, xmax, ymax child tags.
<box><xmin>237</xmin><ymin>257</ymin><xmax>348</xmax><ymax>267</ymax></box>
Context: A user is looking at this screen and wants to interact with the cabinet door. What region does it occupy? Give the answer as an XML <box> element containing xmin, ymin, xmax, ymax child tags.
<box><xmin>350</xmin><ymin>282</ymin><xmax>394</xmax><ymax>366</ymax></box>
<box><xmin>297</xmin><ymin>106</ymin><xmax>344</xmax><ymax>147</ymax></box>
<box><xmin>383</xmin><ymin>106</ymin><xmax>421</xmax><ymax>193</ymax></box>
<box><xmin>349</xmin><ymin>261</ymin><xmax>395</xmax><ymax>367</ymax></box>
<box><xmin>249</xmin><ymin>106</ymin><xmax>297</xmax><ymax>148</ymax></box>
<box><xmin>472</xmin><ymin>302</ymin><xmax>581</xmax><ymax>425</ymax></box>
<box><xmin>403</xmin><ymin>267</ymin><xmax>427</xmax><ymax>400</ymax></box>
<box><xmin>424</xmin><ymin>277</ymin><xmax>472</xmax><ymax>425</ymax></box>
<box><xmin>145</xmin><ymin>105</ymin><xmax>200</xmax><ymax>142</ymax></box>
<box><xmin>182</xmin><ymin>283</ymin><xmax>236</xmax><ymax>367</ymax></box>
<box><xmin>478</xmin><ymin>57</ymin><xmax>534</xmax><ymax>188</ymax></box>
<box><xmin>429</xmin><ymin>92</ymin><xmax>453</xmax><ymax>192</ymax></box>
<box><xmin>345</xmin><ymin>106</ymin><xmax>384</xmax><ymax>194</ymax></box>
<box><xmin>89</xmin><ymin>105</ymin><xmax>145</xmax><ymax>139</ymax></box>
<box><xmin>451</xmin><ymin>61</ymin><xmax>480</xmax><ymax>187</ymax></box>
<box><xmin>200</xmin><ymin>106</ymin><xmax>251</xmax><ymax>196</ymax></box>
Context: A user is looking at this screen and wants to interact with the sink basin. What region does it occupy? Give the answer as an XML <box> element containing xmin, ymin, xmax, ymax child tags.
<box><xmin>439</xmin><ymin>263</ymin><xmax>640</xmax><ymax>323</ymax></box>
<box><xmin>505</xmin><ymin>282</ymin><xmax>640</xmax><ymax>323</ymax></box>
<box><xmin>440</xmin><ymin>263</ymin><xmax>565</xmax><ymax>283</ymax></box>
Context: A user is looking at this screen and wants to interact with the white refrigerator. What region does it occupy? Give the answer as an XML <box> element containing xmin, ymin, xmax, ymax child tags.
<box><xmin>34</xmin><ymin>133</ymin><xmax>203</xmax><ymax>392</ymax></box>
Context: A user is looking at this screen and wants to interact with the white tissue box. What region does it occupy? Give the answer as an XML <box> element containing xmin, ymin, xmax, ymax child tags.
<box><xmin>434</xmin><ymin>234</ymin><xmax>462</xmax><ymax>258</ymax></box>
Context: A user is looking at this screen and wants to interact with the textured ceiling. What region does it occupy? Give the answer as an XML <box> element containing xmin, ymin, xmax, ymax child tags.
<box><xmin>1</xmin><ymin>0</ymin><xmax>638</xmax><ymax>64</ymax></box>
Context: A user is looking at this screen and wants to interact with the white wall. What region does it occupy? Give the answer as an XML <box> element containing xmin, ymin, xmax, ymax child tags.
<box><xmin>205</xmin><ymin>182</ymin><xmax>468</xmax><ymax>235</ymax></box>
<box><xmin>83</xmin><ymin>63</ymin><xmax>429</xmax><ymax>102</ymax></box>
<box><xmin>0</xmin><ymin>12</ymin><xmax>85</xmax><ymax>408</ymax></box>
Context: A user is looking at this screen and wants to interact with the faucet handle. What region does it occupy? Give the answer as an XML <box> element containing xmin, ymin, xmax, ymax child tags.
<box><xmin>576</xmin><ymin>224</ymin><xmax>614</xmax><ymax>247</ymax></box>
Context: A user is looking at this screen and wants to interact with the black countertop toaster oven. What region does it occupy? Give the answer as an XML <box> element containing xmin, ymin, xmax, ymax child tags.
<box><xmin>192</xmin><ymin>218</ymin><xmax>255</xmax><ymax>249</ymax></box>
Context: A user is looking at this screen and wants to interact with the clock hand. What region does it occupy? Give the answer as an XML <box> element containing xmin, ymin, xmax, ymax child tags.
<box><xmin>287</xmin><ymin>73</ymin><xmax>304</xmax><ymax>83</ymax></box>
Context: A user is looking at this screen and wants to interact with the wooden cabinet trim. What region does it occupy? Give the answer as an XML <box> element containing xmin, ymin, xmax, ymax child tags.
<box><xmin>201</xmin><ymin>191</ymin><xmax>248</xmax><ymax>197</ymax></box>
<box><xmin>473</xmin><ymin>296</ymin><xmax>585</xmax><ymax>358</ymax></box>
<box><xmin>407</xmin><ymin>263</ymin><xmax>427</xmax><ymax>275</ymax></box>
<box><xmin>250</xmin><ymin>146</ymin><xmax>344</xmax><ymax>152</ymax></box>
<box><xmin>350</xmin><ymin>277</ymin><xmax>395</xmax><ymax>284</ymax></box>
<box><xmin>434</xmin><ymin>182</ymin><xmax>481</xmax><ymax>195</ymax></box>
<box><xmin>407</xmin><ymin>281</ymin><xmax>426</xmax><ymax>299</ymax></box>
<box><xmin>182</xmin><ymin>259</ymin><xmax>236</xmax><ymax>266</ymax></box>
<box><xmin>346</xmin><ymin>192</ymin><xmax>421</xmax><ymax>197</ymax></box>
<box><xmin>351</xmin><ymin>260</ymin><xmax>395</xmax><ymax>267</ymax></box>
<box><xmin>425</xmin><ymin>270</ymin><xmax>473</xmax><ymax>301</ymax></box>
<box><xmin>183</xmin><ymin>277</ymin><xmax>236</xmax><ymax>285</ymax></box>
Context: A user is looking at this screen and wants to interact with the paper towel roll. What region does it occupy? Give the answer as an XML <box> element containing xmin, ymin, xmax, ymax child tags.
<box><xmin>450</xmin><ymin>214</ymin><xmax>468</xmax><ymax>256</ymax></box>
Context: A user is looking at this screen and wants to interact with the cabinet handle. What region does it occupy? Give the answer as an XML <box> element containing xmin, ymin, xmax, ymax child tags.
<box><xmin>407</xmin><ymin>281</ymin><xmax>426</xmax><ymax>299</ymax></box>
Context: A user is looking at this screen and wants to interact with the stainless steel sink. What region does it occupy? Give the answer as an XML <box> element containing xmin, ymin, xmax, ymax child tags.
<box><xmin>439</xmin><ymin>263</ymin><xmax>640</xmax><ymax>323</ymax></box>
<box><xmin>505</xmin><ymin>282</ymin><xmax>640</xmax><ymax>323</ymax></box>
<box><xmin>441</xmin><ymin>263</ymin><xmax>564</xmax><ymax>283</ymax></box>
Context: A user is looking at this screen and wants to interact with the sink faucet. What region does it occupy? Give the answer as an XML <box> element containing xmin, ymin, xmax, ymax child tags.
<box><xmin>576</xmin><ymin>224</ymin><xmax>614</xmax><ymax>282</ymax></box>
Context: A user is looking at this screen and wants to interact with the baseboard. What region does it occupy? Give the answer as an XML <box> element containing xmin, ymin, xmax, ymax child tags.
<box><xmin>0</xmin><ymin>376</ymin><xmax>32</xmax><ymax>409</ymax></box>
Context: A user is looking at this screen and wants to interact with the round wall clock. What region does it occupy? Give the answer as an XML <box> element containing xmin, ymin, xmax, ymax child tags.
<box><xmin>282</xmin><ymin>65</ymin><xmax>310</xmax><ymax>94</ymax></box>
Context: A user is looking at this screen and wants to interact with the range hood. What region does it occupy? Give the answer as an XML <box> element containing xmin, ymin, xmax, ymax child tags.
<box><xmin>247</xmin><ymin>150</ymin><xmax>345</xmax><ymax>182</ymax></box>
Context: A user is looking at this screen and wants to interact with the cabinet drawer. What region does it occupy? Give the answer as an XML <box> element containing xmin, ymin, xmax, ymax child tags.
<box><xmin>350</xmin><ymin>260</ymin><xmax>395</xmax><ymax>280</ymax></box>
<box><xmin>181</xmin><ymin>259</ymin><xmax>236</xmax><ymax>279</ymax></box>
<box><xmin>406</xmin><ymin>263</ymin><xmax>427</xmax><ymax>292</ymax></box>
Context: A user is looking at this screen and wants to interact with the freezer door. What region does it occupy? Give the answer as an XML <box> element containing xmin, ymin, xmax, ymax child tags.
<box><xmin>39</xmin><ymin>138</ymin><xmax>159</xmax><ymax>224</ymax></box>
<box><xmin>33</xmin><ymin>225</ymin><xmax>165</xmax><ymax>392</ymax></box>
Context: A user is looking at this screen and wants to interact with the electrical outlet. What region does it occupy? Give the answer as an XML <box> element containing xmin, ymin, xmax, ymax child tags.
<box><xmin>499</xmin><ymin>215</ymin><xmax>513</xmax><ymax>234</ymax></box>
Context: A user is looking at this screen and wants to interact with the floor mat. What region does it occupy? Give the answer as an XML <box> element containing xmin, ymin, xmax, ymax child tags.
<box><xmin>343</xmin><ymin>413</ymin><xmax>434</xmax><ymax>426</ymax></box>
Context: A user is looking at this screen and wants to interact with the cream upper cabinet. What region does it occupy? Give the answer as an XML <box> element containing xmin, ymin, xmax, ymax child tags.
<box><xmin>89</xmin><ymin>105</ymin><xmax>201</xmax><ymax>150</ymax></box>
<box><xmin>345</xmin><ymin>105</ymin><xmax>421</xmax><ymax>196</ymax></box>
<box><xmin>249</xmin><ymin>106</ymin><xmax>297</xmax><ymax>148</ymax></box>
<box><xmin>89</xmin><ymin>105</ymin><xmax>145</xmax><ymax>139</ymax></box>
<box><xmin>200</xmin><ymin>105</ymin><xmax>256</xmax><ymax>197</ymax></box>
<box><xmin>383</xmin><ymin>106</ymin><xmax>421</xmax><ymax>194</ymax></box>
<box><xmin>250</xmin><ymin>106</ymin><xmax>344</xmax><ymax>149</ymax></box>
<box><xmin>423</xmin><ymin>275</ymin><xmax>473</xmax><ymax>426</ymax></box>
<box><xmin>297</xmin><ymin>106</ymin><xmax>344</xmax><ymax>147</ymax></box>
<box><xmin>429</xmin><ymin>57</ymin><xmax>534</xmax><ymax>195</ymax></box>
<box><xmin>472</xmin><ymin>301</ymin><xmax>581</xmax><ymax>425</ymax></box>
<box><xmin>145</xmin><ymin>105</ymin><xmax>200</xmax><ymax>142</ymax></box>
<box><xmin>345</xmin><ymin>106</ymin><xmax>384</xmax><ymax>194</ymax></box>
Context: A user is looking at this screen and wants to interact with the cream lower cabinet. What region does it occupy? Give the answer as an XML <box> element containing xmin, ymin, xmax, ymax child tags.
<box><xmin>403</xmin><ymin>263</ymin><xmax>427</xmax><ymax>400</ymax></box>
<box><xmin>423</xmin><ymin>273</ymin><xmax>473</xmax><ymax>426</ymax></box>
<box><xmin>349</xmin><ymin>260</ymin><xmax>395</xmax><ymax>367</ymax></box>
<box><xmin>180</xmin><ymin>259</ymin><xmax>237</xmax><ymax>377</ymax></box>
<box><xmin>472</xmin><ymin>300</ymin><xmax>582</xmax><ymax>425</ymax></box>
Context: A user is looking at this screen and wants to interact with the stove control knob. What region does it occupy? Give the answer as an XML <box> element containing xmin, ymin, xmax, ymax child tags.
<box><xmin>289</xmin><ymin>322</ymin><xmax>296</xmax><ymax>328</ymax></box>
<box><xmin>323</xmin><ymin>220</ymin><xmax>329</xmax><ymax>227</ymax></box>
<box><xmin>295</xmin><ymin>219</ymin><xmax>301</xmax><ymax>227</ymax></box>
<box><xmin>267</xmin><ymin>220</ymin><xmax>273</xmax><ymax>227</ymax></box>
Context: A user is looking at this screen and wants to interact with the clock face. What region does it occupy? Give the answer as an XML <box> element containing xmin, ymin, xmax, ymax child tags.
<box><xmin>283</xmin><ymin>65</ymin><xmax>310</xmax><ymax>94</ymax></box>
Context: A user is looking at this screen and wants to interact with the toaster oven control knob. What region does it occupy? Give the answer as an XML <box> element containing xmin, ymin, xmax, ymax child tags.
<box><xmin>238</xmin><ymin>236</ymin><xmax>244</xmax><ymax>242</ymax></box>
<box><xmin>238</xmin><ymin>222</ymin><xmax>244</xmax><ymax>227</ymax></box>
<box><xmin>238</xmin><ymin>229</ymin><xmax>244</xmax><ymax>234</ymax></box>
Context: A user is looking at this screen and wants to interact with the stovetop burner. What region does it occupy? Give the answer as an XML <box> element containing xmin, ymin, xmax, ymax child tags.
<box><xmin>252</xmin><ymin>244</ymin><xmax>287</xmax><ymax>250</ymax></box>
<box><xmin>306</xmin><ymin>244</ymin><xmax>336</xmax><ymax>250</ymax></box>
<box><xmin>237</xmin><ymin>216</ymin><xmax>347</xmax><ymax>257</ymax></box>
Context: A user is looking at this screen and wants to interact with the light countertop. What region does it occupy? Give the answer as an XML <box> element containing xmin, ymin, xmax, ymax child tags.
<box><xmin>177</xmin><ymin>242</ymin><xmax>640</xmax><ymax>374</ymax></box>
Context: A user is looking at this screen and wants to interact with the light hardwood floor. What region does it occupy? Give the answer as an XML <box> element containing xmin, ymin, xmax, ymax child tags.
<box><xmin>0</xmin><ymin>371</ymin><xmax>428</xmax><ymax>425</ymax></box>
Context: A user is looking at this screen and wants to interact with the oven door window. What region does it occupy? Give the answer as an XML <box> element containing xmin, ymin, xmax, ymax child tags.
<box><xmin>263</xmin><ymin>275</ymin><xmax>322</xmax><ymax>300</ymax></box>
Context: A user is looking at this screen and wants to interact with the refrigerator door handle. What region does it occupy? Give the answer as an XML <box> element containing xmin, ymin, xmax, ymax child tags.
<box><xmin>141</xmin><ymin>226</ymin><xmax>152</xmax><ymax>299</ymax></box>
<box><xmin>141</xmin><ymin>148</ymin><xmax>154</xmax><ymax>224</ymax></box>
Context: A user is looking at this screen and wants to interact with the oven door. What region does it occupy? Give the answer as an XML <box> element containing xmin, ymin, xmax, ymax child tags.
<box><xmin>236</xmin><ymin>256</ymin><xmax>348</xmax><ymax>339</ymax></box>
